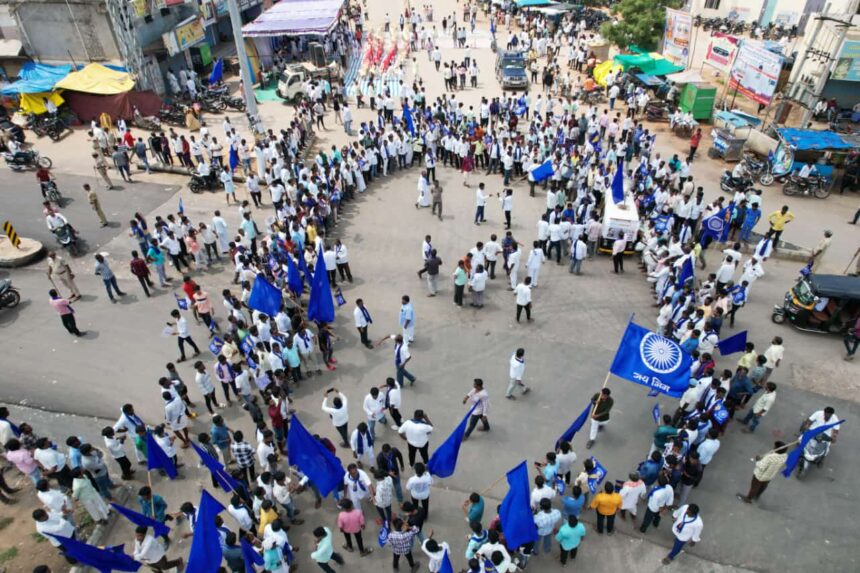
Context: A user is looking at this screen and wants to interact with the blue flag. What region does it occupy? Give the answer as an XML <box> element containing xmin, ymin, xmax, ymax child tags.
<box><xmin>587</xmin><ymin>456</ymin><xmax>607</xmax><ymax>493</ymax></box>
<box><xmin>46</xmin><ymin>537</ymin><xmax>140</xmax><ymax>573</ymax></box>
<box><xmin>609</xmin><ymin>321</ymin><xmax>693</xmax><ymax>398</ymax></box>
<box><xmin>247</xmin><ymin>276</ymin><xmax>283</xmax><ymax>318</ymax></box>
<box><xmin>677</xmin><ymin>256</ymin><xmax>694</xmax><ymax>287</ymax></box>
<box><xmin>554</xmin><ymin>475</ymin><xmax>566</xmax><ymax>495</ymax></box>
<box><xmin>717</xmin><ymin>330</ymin><xmax>747</xmax><ymax>355</ymax></box>
<box><xmin>531</xmin><ymin>159</ymin><xmax>554</xmax><ymax>183</ymax></box>
<box><xmin>178</xmin><ymin>197</ymin><xmax>184</xmax><ymax>215</ymax></box>
<box><xmin>145</xmin><ymin>432</ymin><xmax>177</xmax><ymax>479</ymax></box>
<box><xmin>297</xmin><ymin>253</ymin><xmax>313</xmax><ymax>286</ymax></box>
<box><xmin>652</xmin><ymin>403</ymin><xmax>661</xmax><ymax>424</ymax></box>
<box><xmin>209</xmin><ymin>336</ymin><xmax>224</xmax><ymax>356</ymax></box>
<box><xmin>439</xmin><ymin>549</ymin><xmax>455</xmax><ymax>573</ymax></box>
<box><xmin>700</xmin><ymin>208</ymin><xmax>730</xmax><ymax>246</ymax></box>
<box><xmin>186</xmin><ymin>490</ymin><xmax>226</xmax><ymax>573</ymax></box>
<box><xmin>286</xmin><ymin>415</ymin><xmax>345</xmax><ymax>497</ymax></box>
<box><xmin>307</xmin><ymin>246</ymin><xmax>335</xmax><ymax>323</ymax></box>
<box><xmin>782</xmin><ymin>419</ymin><xmax>845</xmax><ymax>477</ymax></box>
<box><xmin>427</xmin><ymin>403</ymin><xmax>478</xmax><ymax>478</ymax></box>
<box><xmin>174</xmin><ymin>293</ymin><xmax>189</xmax><ymax>311</ymax></box>
<box><xmin>378</xmin><ymin>521</ymin><xmax>390</xmax><ymax>547</ymax></box>
<box><xmin>498</xmin><ymin>461</ymin><xmax>539</xmax><ymax>550</ymax></box>
<box><xmin>229</xmin><ymin>145</ymin><xmax>239</xmax><ymax>173</ymax></box>
<box><xmin>554</xmin><ymin>401</ymin><xmax>592</xmax><ymax>450</ymax></box>
<box><xmin>286</xmin><ymin>255</ymin><xmax>303</xmax><ymax>296</ymax></box>
<box><xmin>402</xmin><ymin>105</ymin><xmax>415</xmax><ymax>135</ymax></box>
<box><xmin>209</xmin><ymin>58</ymin><xmax>224</xmax><ymax>85</ymax></box>
<box><xmin>111</xmin><ymin>502</ymin><xmax>170</xmax><ymax>538</ymax></box>
<box><xmin>241</xmin><ymin>537</ymin><xmax>265</xmax><ymax>571</ymax></box>
<box><xmin>191</xmin><ymin>442</ymin><xmax>241</xmax><ymax>493</ymax></box>
<box><xmin>611</xmin><ymin>160</ymin><xmax>625</xmax><ymax>204</ymax></box>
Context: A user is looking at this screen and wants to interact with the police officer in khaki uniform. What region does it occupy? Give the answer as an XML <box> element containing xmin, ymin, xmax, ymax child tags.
<box><xmin>46</xmin><ymin>251</ymin><xmax>81</xmax><ymax>300</ymax></box>
<box><xmin>83</xmin><ymin>184</ymin><xmax>108</xmax><ymax>227</ymax></box>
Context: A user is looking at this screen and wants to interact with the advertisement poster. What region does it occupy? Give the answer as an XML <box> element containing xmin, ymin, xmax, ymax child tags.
<box><xmin>174</xmin><ymin>17</ymin><xmax>206</xmax><ymax>52</ymax></box>
<box><xmin>704</xmin><ymin>33</ymin><xmax>739</xmax><ymax>73</ymax></box>
<box><xmin>728</xmin><ymin>40</ymin><xmax>784</xmax><ymax>105</ymax></box>
<box><xmin>663</xmin><ymin>8</ymin><xmax>692</xmax><ymax>64</ymax></box>
<box><xmin>832</xmin><ymin>40</ymin><xmax>860</xmax><ymax>82</ymax></box>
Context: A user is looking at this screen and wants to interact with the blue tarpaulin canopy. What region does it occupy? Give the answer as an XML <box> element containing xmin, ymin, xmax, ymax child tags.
<box><xmin>0</xmin><ymin>62</ymin><xmax>74</xmax><ymax>95</ymax></box>
<box><xmin>515</xmin><ymin>0</ymin><xmax>554</xmax><ymax>7</ymax></box>
<box><xmin>777</xmin><ymin>128</ymin><xmax>857</xmax><ymax>151</ymax></box>
<box><xmin>634</xmin><ymin>73</ymin><xmax>665</xmax><ymax>87</ymax></box>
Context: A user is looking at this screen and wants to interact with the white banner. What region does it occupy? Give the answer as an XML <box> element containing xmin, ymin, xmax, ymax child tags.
<box><xmin>728</xmin><ymin>40</ymin><xmax>784</xmax><ymax>105</ymax></box>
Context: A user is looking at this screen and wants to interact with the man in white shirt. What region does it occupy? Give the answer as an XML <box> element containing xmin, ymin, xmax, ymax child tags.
<box><xmin>463</xmin><ymin>378</ymin><xmax>490</xmax><ymax>438</ymax></box>
<box><xmin>354</xmin><ymin>298</ymin><xmax>373</xmax><ymax>349</ymax></box>
<box><xmin>474</xmin><ymin>183</ymin><xmax>488</xmax><ymax>224</ymax></box>
<box><xmin>483</xmin><ymin>234</ymin><xmax>502</xmax><ymax>279</ymax></box>
<box><xmin>506</xmin><ymin>348</ymin><xmax>529</xmax><ymax>399</ymax></box>
<box><xmin>469</xmin><ymin>265</ymin><xmax>488</xmax><ymax>308</ymax></box>
<box><xmin>33</xmin><ymin>508</ymin><xmax>76</xmax><ymax>550</ymax></box>
<box><xmin>662</xmin><ymin>504</ymin><xmax>703</xmax><ymax>564</ymax></box>
<box><xmin>801</xmin><ymin>406</ymin><xmax>841</xmax><ymax>442</ymax></box>
<box><xmin>715</xmin><ymin>257</ymin><xmax>736</xmax><ymax>291</ymax></box>
<box><xmin>639</xmin><ymin>476</ymin><xmax>674</xmax><ymax>534</ymax></box>
<box><xmin>362</xmin><ymin>387</ymin><xmax>387</xmax><ymax>439</ymax></box>
<box><xmin>322</xmin><ymin>389</ymin><xmax>350</xmax><ymax>447</ymax></box>
<box><xmin>514</xmin><ymin>276</ymin><xmax>533</xmax><ymax>322</ymax></box>
<box><xmin>397</xmin><ymin>409</ymin><xmax>433</xmax><ymax>467</ymax></box>
<box><xmin>343</xmin><ymin>463</ymin><xmax>374</xmax><ymax>509</ymax></box>
<box><xmin>133</xmin><ymin>526</ymin><xmax>183</xmax><ymax>570</ymax></box>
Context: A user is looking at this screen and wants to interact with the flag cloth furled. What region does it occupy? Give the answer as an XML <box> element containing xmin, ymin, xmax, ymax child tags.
<box><xmin>191</xmin><ymin>442</ymin><xmax>241</xmax><ymax>493</ymax></box>
<box><xmin>46</xmin><ymin>536</ymin><xmax>140</xmax><ymax>573</ymax></box>
<box><xmin>402</xmin><ymin>105</ymin><xmax>416</xmax><ymax>135</ymax></box>
<box><xmin>677</xmin><ymin>256</ymin><xmax>695</xmax><ymax>287</ymax></box>
<box><xmin>782</xmin><ymin>419</ymin><xmax>845</xmax><ymax>477</ymax></box>
<box><xmin>209</xmin><ymin>59</ymin><xmax>224</xmax><ymax>85</ymax></box>
<box><xmin>498</xmin><ymin>461</ymin><xmax>539</xmax><ymax>550</ymax></box>
<box><xmin>717</xmin><ymin>330</ymin><xmax>748</xmax><ymax>355</ymax></box>
<box><xmin>286</xmin><ymin>255</ymin><xmax>303</xmax><ymax>296</ymax></box>
<box><xmin>531</xmin><ymin>159</ymin><xmax>554</xmax><ymax>183</ymax></box>
<box><xmin>186</xmin><ymin>490</ymin><xmax>226</xmax><ymax>573</ymax></box>
<box><xmin>241</xmin><ymin>537</ymin><xmax>265</xmax><ymax>571</ymax></box>
<box><xmin>178</xmin><ymin>197</ymin><xmax>184</xmax><ymax>215</ymax></box>
<box><xmin>286</xmin><ymin>415</ymin><xmax>345</xmax><ymax>496</ymax></box>
<box><xmin>555</xmin><ymin>401</ymin><xmax>592</xmax><ymax>449</ymax></box>
<box><xmin>110</xmin><ymin>502</ymin><xmax>170</xmax><ymax>538</ymax></box>
<box><xmin>145</xmin><ymin>432</ymin><xmax>177</xmax><ymax>479</ymax></box>
<box><xmin>609</xmin><ymin>321</ymin><xmax>693</xmax><ymax>398</ymax></box>
<box><xmin>611</xmin><ymin>159</ymin><xmax>625</xmax><ymax>204</ymax></box>
<box><xmin>297</xmin><ymin>253</ymin><xmax>313</xmax><ymax>286</ymax></box>
<box><xmin>307</xmin><ymin>246</ymin><xmax>335</xmax><ymax>323</ymax></box>
<box><xmin>652</xmin><ymin>403</ymin><xmax>661</xmax><ymax>424</ymax></box>
<box><xmin>439</xmin><ymin>549</ymin><xmax>455</xmax><ymax>573</ymax></box>
<box><xmin>247</xmin><ymin>276</ymin><xmax>283</xmax><ymax>318</ymax></box>
<box><xmin>427</xmin><ymin>403</ymin><xmax>478</xmax><ymax>478</ymax></box>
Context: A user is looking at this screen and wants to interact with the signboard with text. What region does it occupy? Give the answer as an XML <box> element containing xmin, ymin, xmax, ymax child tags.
<box><xmin>704</xmin><ymin>33</ymin><xmax>739</xmax><ymax>73</ymax></box>
<box><xmin>663</xmin><ymin>8</ymin><xmax>692</xmax><ymax>65</ymax></box>
<box><xmin>728</xmin><ymin>40</ymin><xmax>784</xmax><ymax>105</ymax></box>
<box><xmin>175</xmin><ymin>17</ymin><xmax>206</xmax><ymax>52</ymax></box>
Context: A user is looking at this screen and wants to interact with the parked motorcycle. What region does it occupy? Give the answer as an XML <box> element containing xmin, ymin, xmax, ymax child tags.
<box><xmin>188</xmin><ymin>172</ymin><xmax>223</xmax><ymax>194</ymax></box>
<box><xmin>52</xmin><ymin>224</ymin><xmax>79</xmax><ymax>256</ymax></box>
<box><xmin>220</xmin><ymin>94</ymin><xmax>246</xmax><ymax>112</ymax></box>
<box><xmin>27</xmin><ymin>114</ymin><xmax>65</xmax><ymax>141</ymax></box>
<box><xmin>158</xmin><ymin>105</ymin><xmax>187</xmax><ymax>127</ymax></box>
<box><xmin>4</xmin><ymin>150</ymin><xmax>52</xmax><ymax>171</ymax></box>
<box><xmin>0</xmin><ymin>279</ymin><xmax>20</xmax><ymax>309</ymax></box>
<box><xmin>796</xmin><ymin>433</ymin><xmax>832</xmax><ymax>479</ymax></box>
<box><xmin>198</xmin><ymin>96</ymin><xmax>227</xmax><ymax>114</ymax></box>
<box><xmin>782</xmin><ymin>174</ymin><xmax>830</xmax><ymax>199</ymax></box>
<box><xmin>742</xmin><ymin>153</ymin><xmax>775</xmax><ymax>186</ymax></box>
<box><xmin>720</xmin><ymin>171</ymin><xmax>760</xmax><ymax>195</ymax></box>
<box><xmin>645</xmin><ymin>102</ymin><xmax>672</xmax><ymax>122</ymax></box>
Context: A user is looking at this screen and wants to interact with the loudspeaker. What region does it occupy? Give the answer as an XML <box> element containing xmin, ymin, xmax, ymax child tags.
<box><xmin>309</xmin><ymin>42</ymin><xmax>326</xmax><ymax>67</ymax></box>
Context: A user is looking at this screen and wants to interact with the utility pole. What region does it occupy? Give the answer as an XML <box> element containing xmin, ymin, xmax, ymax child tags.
<box><xmin>225</xmin><ymin>0</ymin><xmax>262</xmax><ymax>134</ymax></box>
<box><xmin>799</xmin><ymin>0</ymin><xmax>860</xmax><ymax>126</ymax></box>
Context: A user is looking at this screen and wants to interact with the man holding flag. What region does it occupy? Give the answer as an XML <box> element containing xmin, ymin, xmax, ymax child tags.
<box><xmin>736</xmin><ymin>442</ymin><xmax>789</xmax><ymax>504</ymax></box>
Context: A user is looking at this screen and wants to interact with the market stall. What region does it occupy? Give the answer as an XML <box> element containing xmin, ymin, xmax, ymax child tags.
<box><xmin>53</xmin><ymin>64</ymin><xmax>161</xmax><ymax>122</ymax></box>
<box><xmin>772</xmin><ymin>128</ymin><xmax>860</xmax><ymax>190</ymax></box>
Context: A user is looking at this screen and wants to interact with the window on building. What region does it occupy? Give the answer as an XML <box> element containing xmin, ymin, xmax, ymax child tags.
<box><xmin>704</xmin><ymin>0</ymin><xmax>721</xmax><ymax>9</ymax></box>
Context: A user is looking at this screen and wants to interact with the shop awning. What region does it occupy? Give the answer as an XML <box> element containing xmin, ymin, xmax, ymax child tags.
<box><xmin>242</xmin><ymin>0</ymin><xmax>344</xmax><ymax>37</ymax></box>
<box><xmin>515</xmin><ymin>0</ymin><xmax>555</xmax><ymax>7</ymax></box>
<box><xmin>53</xmin><ymin>63</ymin><xmax>134</xmax><ymax>95</ymax></box>
<box><xmin>777</xmin><ymin>128</ymin><xmax>858</xmax><ymax>151</ymax></box>
<box><xmin>613</xmin><ymin>52</ymin><xmax>684</xmax><ymax>76</ymax></box>
<box><xmin>0</xmin><ymin>61</ymin><xmax>75</xmax><ymax>95</ymax></box>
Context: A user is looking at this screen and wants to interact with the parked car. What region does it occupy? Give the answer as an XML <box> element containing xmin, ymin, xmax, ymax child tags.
<box><xmin>495</xmin><ymin>51</ymin><xmax>528</xmax><ymax>90</ymax></box>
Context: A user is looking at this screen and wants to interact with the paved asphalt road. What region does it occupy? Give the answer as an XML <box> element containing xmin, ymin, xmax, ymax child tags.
<box><xmin>0</xmin><ymin>168</ymin><xmax>180</xmax><ymax>258</ymax></box>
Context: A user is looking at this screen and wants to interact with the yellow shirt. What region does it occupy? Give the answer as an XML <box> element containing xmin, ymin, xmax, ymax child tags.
<box><xmin>258</xmin><ymin>507</ymin><xmax>278</xmax><ymax>535</ymax></box>
<box><xmin>737</xmin><ymin>350</ymin><xmax>757</xmax><ymax>370</ymax></box>
<box><xmin>590</xmin><ymin>492</ymin><xmax>622</xmax><ymax>516</ymax></box>
<box><xmin>768</xmin><ymin>211</ymin><xmax>795</xmax><ymax>231</ymax></box>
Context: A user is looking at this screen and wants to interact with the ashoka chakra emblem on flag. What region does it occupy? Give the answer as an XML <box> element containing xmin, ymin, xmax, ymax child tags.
<box><xmin>639</xmin><ymin>333</ymin><xmax>682</xmax><ymax>374</ymax></box>
<box><xmin>706</xmin><ymin>216</ymin><xmax>724</xmax><ymax>233</ymax></box>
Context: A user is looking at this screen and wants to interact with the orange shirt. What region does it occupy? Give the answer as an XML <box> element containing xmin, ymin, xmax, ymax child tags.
<box><xmin>590</xmin><ymin>492</ymin><xmax>622</xmax><ymax>516</ymax></box>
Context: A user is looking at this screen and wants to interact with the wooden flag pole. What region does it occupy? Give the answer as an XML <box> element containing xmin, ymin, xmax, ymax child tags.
<box><xmin>589</xmin><ymin>372</ymin><xmax>612</xmax><ymax>419</ymax></box>
<box><xmin>479</xmin><ymin>472</ymin><xmax>508</xmax><ymax>497</ymax></box>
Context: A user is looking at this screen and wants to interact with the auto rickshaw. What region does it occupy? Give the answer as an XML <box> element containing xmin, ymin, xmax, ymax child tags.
<box><xmin>772</xmin><ymin>273</ymin><xmax>860</xmax><ymax>334</ymax></box>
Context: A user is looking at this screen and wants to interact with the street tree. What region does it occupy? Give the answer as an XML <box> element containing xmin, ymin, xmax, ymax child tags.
<box><xmin>600</xmin><ymin>0</ymin><xmax>684</xmax><ymax>52</ymax></box>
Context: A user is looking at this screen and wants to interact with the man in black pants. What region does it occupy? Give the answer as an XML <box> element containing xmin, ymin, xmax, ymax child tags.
<box><xmin>612</xmin><ymin>233</ymin><xmax>626</xmax><ymax>273</ymax></box>
<box><xmin>397</xmin><ymin>410</ymin><xmax>433</xmax><ymax>467</ymax></box>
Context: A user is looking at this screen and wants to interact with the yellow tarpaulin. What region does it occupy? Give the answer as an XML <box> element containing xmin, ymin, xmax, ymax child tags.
<box><xmin>593</xmin><ymin>60</ymin><xmax>623</xmax><ymax>87</ymax></box>
<box><xmin>20</xmin><ymin>91</ymin><xmax>65</xmax><ymax>114</ymax></box>
<box><xmin>53</xmin><ymin>64</ymin><xmax>134</xmax><ymax>95</ymax></box>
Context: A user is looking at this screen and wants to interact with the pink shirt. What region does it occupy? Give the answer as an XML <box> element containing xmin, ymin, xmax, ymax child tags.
<box><xmin>336</xmin><ymin>509</ymin><xmax>365</xmax><ymax>534</ymax></box>
<box><xmin>6</xmin><ymin>449</ymin><xmax>38</xmax><ymax>475</ymax></box>
<box><xmin>49</xmin><ymin>298</ymin><xmax>73</xmax><ymax>316</ymax></box>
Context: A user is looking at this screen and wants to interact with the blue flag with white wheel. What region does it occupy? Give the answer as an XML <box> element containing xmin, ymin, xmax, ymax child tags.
<box><xmin>609</xmin><ymin>320</ymin><xmax>693</xmax><ymax>398</ymax></box>
<box><xmin>587</xmin><ymin>456</ymin><xmax>607</xmax><ymax>494</ymax></box>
